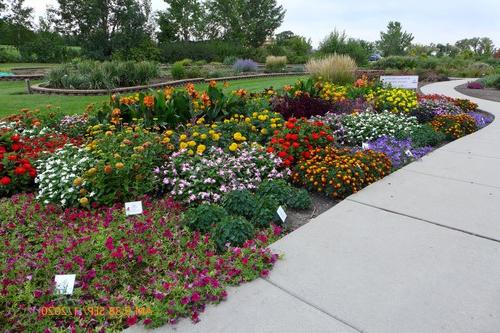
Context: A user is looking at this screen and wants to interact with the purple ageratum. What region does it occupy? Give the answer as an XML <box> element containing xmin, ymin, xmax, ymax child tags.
<box><xmin>233</xmin><ymin>59</ymin><xmax>258</xmax><ymax>73</ymax></box>
<box><xmin>366</xmin><ymin>136</ymin><xmax>433</xmax><ymax>168</ymax></box>
<box><xmin>467</xmin><ymin>111</ymin><xmax>494</xmax><ymax>128</ymax></box>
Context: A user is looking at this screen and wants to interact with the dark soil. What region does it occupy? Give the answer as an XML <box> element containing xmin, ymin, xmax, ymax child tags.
<box><xmin>284</xmin><ymin>193</ymin><xmax>337</xmax><ymax>232</ymax></box>
<box><xmin>455</xmin><ymin>83</ymin><xmax>500</xmax><ymax>102</ymax></box>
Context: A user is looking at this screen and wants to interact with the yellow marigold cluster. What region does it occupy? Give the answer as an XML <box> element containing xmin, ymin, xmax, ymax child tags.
<box><xmin>292</xmin><ymin>146</ymin><xmax>392</xmax><ymax>199</ymax></box>
<box><xmin>319</xmin><ymin>82</ymin><xmax>348</xmax><ymax>102</ymax></box>
<box><xmin>374</xmin><ymin>88</ymin><xmax>417</xmax><ymax>114</ymax></box>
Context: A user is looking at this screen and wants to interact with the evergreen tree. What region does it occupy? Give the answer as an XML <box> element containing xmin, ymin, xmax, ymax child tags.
<box><xmin>377</xmin><ymin>21</ymin><xmax>414</xmax><ymax>56</ymax></box>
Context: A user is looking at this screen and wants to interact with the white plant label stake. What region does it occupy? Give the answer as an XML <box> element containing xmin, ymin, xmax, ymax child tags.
<box><xmin>361</xmin><ymin>143</ymin><xmax>370</xmax><ymax>150</ymax></box>
<box><xmin>54</xmin><ymin>274</ymin><xmax>76</xmax><ymax>295</ymax></box>
<box><xmin>125</xmin><ymin>201</ymin><xmax>143</xmax><ymax>216</ymax></box>
<box><xmin>405</xmin><ymin>149</ymin><xmax>414</xmax><ymax>157</ymax></box>
<box><xmin>277</xmin><ymin>206</ymin><xmax>287</xmax><ymax>223</ymax></box>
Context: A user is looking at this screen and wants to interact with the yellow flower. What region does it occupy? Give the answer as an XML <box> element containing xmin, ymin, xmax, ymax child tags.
<box><xmin>212</xmin><ymin>134</ymin><xmax>220</xmax><ymax>141</ymax></box>
<box><xmin>261</xmin><ymin>128</ymin><xmax>268</xmax><ymax>135</ymax></box>
<box><xmin>196</xmin><ymin>144</ymin><xmax>206</xmax><ymax>154</ymax></box>
<box><xmin>179</xmin><ymin>142</ymin><xmax>188</xmax><ymax>149</ymax></box>
<box><xmin>162</xmin><ymin>137</ymin><xmax>171</xmax><ymax>143</ymax></box>
<box><xmin>188</xmin><ymin>149</ymin><xmax>194</xmax><ymax>156</ymax></box>
<box><xmin>179</xmin><ymin>134</ymin><xmax>187</xmax><ymax>141</ymax></box>
<box><xmin>73</xmin><ymin>177</ymin><xmax>83</xmax><ymax>187</ymax></box>
<box><xmin>229</xmin><ymin>143</ymin><xmax>238</xmax><ymax>152</ymax></box>
<box><xmin>165</xmin><ymin>130</ymin><xmax>174</xmax><ymax>136</ymax></box>
<box><xmin>79</xmin><ymin>197</ymin><xmax>89</xmax><ymax>206</ymax></box>
<box><xmin>233</xmin><ymin>132</ymin><xmax>242</xmax><ymax>140</ymax></box>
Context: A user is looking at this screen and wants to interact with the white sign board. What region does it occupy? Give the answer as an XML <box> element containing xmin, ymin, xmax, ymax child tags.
<box><xmin>54</xmin><ymin>274</ymin><xmax>76</xmax><ymax>295</ymax></box>
<box><xmin>125</xmin><ymin>201</ymin><xmax>143</xmax><ymax>216</ymax></box>
<box><xmin>277</xmin><ymin>206</ymin><xmax>287</xmax><ymax>223</ymax></box>
<box><xmin>380</xmin><ymin>75</ymin><xmax>419</xmax><ymax>89</ymax></box>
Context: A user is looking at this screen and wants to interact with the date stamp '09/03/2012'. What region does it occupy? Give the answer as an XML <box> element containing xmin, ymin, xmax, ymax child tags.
<box><xmin>39</xmin><ymin>305</ymin><xmax>153</xmax><ymax>317</ymax></box>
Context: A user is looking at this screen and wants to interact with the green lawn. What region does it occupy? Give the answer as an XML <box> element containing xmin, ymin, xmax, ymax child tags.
<box><xmin>0</xmin><ymin>75</ymin><xmax>307</xmax><ymax>118</ymax></box>
<box><xmin>0</xmin><ymin>63</ymin><xmax>58</xmax><ymax>72</ymax></box>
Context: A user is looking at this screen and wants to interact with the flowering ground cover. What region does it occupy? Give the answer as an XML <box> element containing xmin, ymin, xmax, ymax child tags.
<box><xmin>0</xmin><ymin>77</ymin><xmax>491</xmax><ymax>332</ymax></box>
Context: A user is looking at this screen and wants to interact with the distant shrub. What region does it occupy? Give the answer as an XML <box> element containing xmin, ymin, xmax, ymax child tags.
<box><xmin>233</xmin><ymin>59</ymin><xmax>258</xmax><ymax>73</ymax></box>
<box><xmin>223</xmin><ymin>56</ymin><xmax>238</xmax><ymax>65</ymax></box>
<box><xmin>480</xmin><ymin>74</ymin><xmax>500</xmax><ymax>90</ymax></box>
<box><xmin>306</xmin><ymin>54</ymin><xmax>356</xmax><ymax>84</ymax></box>
<box><xmin>46</xmin><ymin>61</ymin><xmax>159</xmax><ymax>89</ymax></box>
<box><xmin>159</xmin><ymin>40</ymin><xmax>249</xmax><ymax>63</ymax></box>
<box><xmin>265</xmin><ymin>56</ymin><xmax>287</xmax><ymax>72</ymax></box>
<box><xmin>464</xmin><ymin>62</ymin><xmax>494</xmax><ymax>77</ymax></box>
<box><xmin>318</xmin><ymin>30</ymin><xmax>372</xmax><ymax>66</ymax></box>
<box><xmin>170</xmin><ymin>62</ymin><xmax>186</xmax><ymax>79</ymax></box>
<box><xmin>371</xmin><ymin>56</ymin><xmax>418</xmax><ymax>70</ymax></box>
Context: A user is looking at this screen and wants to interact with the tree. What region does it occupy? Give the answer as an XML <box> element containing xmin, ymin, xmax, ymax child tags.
<box><xmin>158</xmin><ymin>0</ymin><xmax>206</xmax><ymax>42</ymax></box>
<box><xmin>6</xmin><ymin>0</ymin><xmax>34</xmax><ymax>48</ymax></box>
<box><xmin>377</xmin><ymin>21</ymin><xmax>414</xmax><ymax>56</ymax></box>
<box><xmin>53</xmin><ymin>0</ymin><xmax>153</xmax><ymax>59</ymax></box>
<box><xmin>318</xmin><ymin>30</ymin><xmax>373</xmax><ymax>65</ymax></box>
<box><xmin>206</xmin><ymin>0</ymin><xmax>285</xmax><ymax>48</ymax></box>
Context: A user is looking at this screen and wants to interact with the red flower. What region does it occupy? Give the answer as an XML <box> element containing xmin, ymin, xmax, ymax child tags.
<box><xmin>326</xmin><ymin>135</ymin><xmax>334</xmax><ymax>142</ymax></box>
<box><xmin>126</xmin><ymin>315</ymin><xmax>138</xmax><ymax>326</ymax></box>
<box><xmin>29</xmin><ymin>169</ymin><xmax>37</xmax><ymax>178</ymax></box>
<box><xmin>11</xmin><ymin>143</ymin><xmax>22</xmax><ymax>152</ymax></box>
<box><xmin>277</xmin><ymin>151</ymin><xmax>288</xmax><ymax>159</ymax></box>
<box><xmin>10</xmin><ymin>134</ymin><xmax>20</xmax><ymax>143</ymax></box>
<box><xmin>292</xmin><ymin>142</ymin><xmax>300</xmax><ymax>149</ymax></box>
<box><xmin>14</xmin><ymin>166</ymin><xmax>26</xmax><ymax>175</ymax></box>
<box><xmin>302</xmin><ymin>151</ymin><xmax>311</xmax><ymax>159</ymax></box>
<box><xmin>0</xmin><ymin>176</ymin><xmax>11</xmax><ymax>186</ymax></box>
<box><xmin>285</xmin><ymin>122</ymin><xmax>295</xmax><ymax>129</ymax></box>
<box><xmin>311</xmin><ymin>133</ymin><xmax>320</xmax><ymax>140</ymax></box>
<box><xmin>266</xmin><ymin>147</ymin><xmax>274</xmax><ymax>153</ymax></box>
<box><xmin>7</xmin><ymin>155</ymin><xmax>17</xmax><ymax>161</ymax></box>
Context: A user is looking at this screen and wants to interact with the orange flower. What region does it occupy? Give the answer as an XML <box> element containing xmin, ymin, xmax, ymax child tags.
<box><xmin>104</xmin><ymin>165</ymin><xmax>113</xmax><ymax>174</ymax></box>
<box><xmin>143</xmin><ymin>95</ymin><xmax>154</xmax><ymax>108</ymax></box>
<box><xmin>209</xmin><ymin>80</ymin><xmax>217</xmax><ymax>88</ymax></box>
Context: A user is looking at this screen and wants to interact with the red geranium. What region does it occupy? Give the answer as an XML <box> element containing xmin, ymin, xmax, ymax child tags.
<box><xmin>268</xmin><ymin>118</ymin><xmax>335</xmax><ymax>166</ymax></box>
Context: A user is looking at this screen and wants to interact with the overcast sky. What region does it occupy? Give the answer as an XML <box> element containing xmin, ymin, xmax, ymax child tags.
<box><xmin>25</xmin><ymin>0</ymin><xmax>500</xmax><ymax>48</ymax></box>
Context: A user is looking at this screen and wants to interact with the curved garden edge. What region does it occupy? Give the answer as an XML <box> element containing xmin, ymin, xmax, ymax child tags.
<box><xmin>28</xmin><ymin>70</ymin><xmax>387</xmax><ymax>96</ymax></box>
<box><xmin>29</xmin><ymin>73</ymin><xmax>305</xmax><ymax>96</ymax></box>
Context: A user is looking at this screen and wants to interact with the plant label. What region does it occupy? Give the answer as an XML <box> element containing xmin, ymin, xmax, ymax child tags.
<box><xmin>54</xmin><ymin>274</ymin><xmax>76</xmax><ymax>295</ymax></box>
<box><xmin>277</xmin><ymin>206</ymin><xmax>287</xmax><ymax>223</ymax></box>
<box><xmin>125</xmin><ymin>201</ymin><xmax>143</xmax><ymax>216</ymax></box>
<box><xmin>380</xmin><ymin>75</ymin><xmax>419</xmax><ymax>89</ymax></box>
<box><xmin>361</xmin><ymin>143</ymin><xmax>370</xmax><ymax>150</ymax></box>
<box><xmin>405</xmin><ymin>149</ymin><xmax>414</xmax><ymax>157</ymax></box>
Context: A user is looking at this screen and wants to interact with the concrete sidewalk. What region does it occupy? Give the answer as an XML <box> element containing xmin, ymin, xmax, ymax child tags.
<box><xmin>127</xmin><ymin>80</ymin><xmax>500</xmax><ymax>333</ymax></box>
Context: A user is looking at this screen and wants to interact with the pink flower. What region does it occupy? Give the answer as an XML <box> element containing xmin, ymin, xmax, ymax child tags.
<box><xmin>105</xmin><ymin>237</ymin><xmax>114</xmax><ymax>251</ymax></box>
<box><xmin>190</xmin><ymin>292</ymin><xmax>201</xmax><ymax>302</ymax></box>
<box><xmin>33</xmin><ymin>290</ymin><xmax>43</xmax><ymax>298</ymax></box>
<box><xmin>126</xmin><ymin>315</ymin><xmax>138</xmax><ymax>326</ymax></box>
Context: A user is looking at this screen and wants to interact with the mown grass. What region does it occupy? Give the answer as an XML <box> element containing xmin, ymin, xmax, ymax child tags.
<box><xmin>0</xmin><ymin>75</ymin><xmax>307</xmax><ymax>119</ymax></box>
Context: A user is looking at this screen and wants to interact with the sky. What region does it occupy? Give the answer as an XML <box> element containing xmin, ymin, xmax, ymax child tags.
<box><xmin>25</xmin><ymin>0</ymin><xmax>500</xmax><ymax>48</ymax></box>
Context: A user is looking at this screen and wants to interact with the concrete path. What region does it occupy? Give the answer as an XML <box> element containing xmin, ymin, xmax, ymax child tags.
<box><xmin>127</xmin><ymin>80</ymin><xmax>500</xmax><ymax>333</ymax></box>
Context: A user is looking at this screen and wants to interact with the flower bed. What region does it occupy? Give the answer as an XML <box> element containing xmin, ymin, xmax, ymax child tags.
<box><xmin>0</xmin><ymin>77</ymin><xmax>490</xmax><ymax>332</ymax></box>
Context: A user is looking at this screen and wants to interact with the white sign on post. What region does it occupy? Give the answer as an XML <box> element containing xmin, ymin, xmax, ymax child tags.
<box><xmin>380</xmin><ymin>75</ymin><xmax>419</xmax><ymax>89</ymax></box>
<box><xmin>404</xmin><ymin>149</ymin><xmax>414</xmax><ymax>157</ymax></box>
<box><xmin>54</xmin><ymin>274</ymin><xmax>76</xmax><ymax>295</ymax></box>
<box><xmin>125</xmin><ymin>201</ymin><xmax>143</xmax><ymax>216</ymax></box>
<box><xmin>277</xmin><ymin>206</ymin><xmax>287</xmax><ymax>223</ymax></box>
<box><xmin>361</xmin><ymin>142</ymin><xmax>370</xmax><ymax>150</ymax></box>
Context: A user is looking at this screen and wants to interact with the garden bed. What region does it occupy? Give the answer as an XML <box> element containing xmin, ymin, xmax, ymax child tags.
<box><xmin>0</xmin><ymin>76</ymin><xmax>493</xmax><ymax>332</ymax></box>
<box><xmin>455</xmin><ymin>83</ymin><xmax>500</xmax><ymax>102</ymax></box>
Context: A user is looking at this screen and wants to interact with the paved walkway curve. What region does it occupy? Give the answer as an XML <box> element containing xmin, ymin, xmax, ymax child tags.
<box><xmin>127</xmin><ymin>80</ymin><xmax>500</xmax><ymax>333</ymax></box>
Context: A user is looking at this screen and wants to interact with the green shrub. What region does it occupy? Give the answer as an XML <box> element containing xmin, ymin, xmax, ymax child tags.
<box><xmin>251</xmin><ymin>195</ymin><xmax>280</xmax><ymax>227</ymax></box>
<box><xmin>397</xmin><ymin>124</ymin><xmax>446</xmax><ymax>147</ymax></box>
<box><xmin>306</xmin><ymin>54</ymin><xmax>356</xmax><ymax>84</ymax></box>
<box><xmin>212</xmin><ymin>216</ymin><xmax>255</xmax><ymax>251</ymax></box>
<box><xmin>223</xmin><ymin>56</ymin><xmax>238</xmax><ymax>65</ymax></box>
<box><xmin>464</xmin><ymin>62</ymin><xmax>494</xmax><ymax>77</ymax></box>
<box><xmin>481</xmin><ymin>74</ymin><xmax>500</xmax><ymax>89</ymax></box>
<box><xmin>265</xmin><ymin>56</ymin><xmax>287</xmax><ymax>72</ymax></box>
<box><xmin>222</xmin><ymin>190</ymin><xmax>256</xmax><ymax>220</ymax></box>
<box><xmin>185</xmin><ymin>66</ymin><xmax>208</xmax><ymax>78</ymax></box>
<box><xmin>318</xmin><ymin>30</ymin><xmax>372</xmax><ymax>66</ymax></box>
<box><xmin>177</xmin><ymin>58</ymin><xmax>193</xmax><ymax>66</ymax></box>
<box><xmin>0</xmin><ymin>45</ymin><xmax>21</xmax><ymax>63</ymax></box>
<box><xmin>371</xmin><ymin>56</ymin><xmax>418</xmax><ymax>70</ymax></box>
<box><xmin>159</xmin><ymin>41</ymin><xmax>248</xmax><ymax>63</ymax></box>
<box><xmin>193</xmin><ymin>59</ymin><xmax>207</xmax><ymax>66</ymax></box>
<box><xmin>170</xmin><ymin>62</ymin><xmax>186</xmax><ymax>80</ymax></box>
<box><xmin>287</xmin><ymin>188</ymin><xmax>312</xmax><ymax>210</ymax></box>
<box><xmin>183</xmin><ymin>204</ymin><xmax>228</xmax><ymax>233</ymax></box>
<box><xmin>257</xmin><ymin>179</ymin><xmax>292</xmax><ymax>204</ymax></box>
<box><xmin>46</xmin><ymin>61</ymin><xmax>159</xmax><ymax>89</ymax></box>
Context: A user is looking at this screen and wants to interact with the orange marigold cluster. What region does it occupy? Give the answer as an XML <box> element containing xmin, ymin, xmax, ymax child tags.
<box><xmin>430</xmin><ymin>114</ymin><xmax>477</xmax><ymax>140</ymax></box>
<box><xmin>292</xmin><ymin>147</ymin><xmax>392</xmax><ymax>199</ymax></box>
